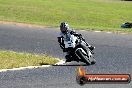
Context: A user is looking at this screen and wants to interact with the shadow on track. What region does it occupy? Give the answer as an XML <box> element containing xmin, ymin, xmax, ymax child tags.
<box><xmin>52</xmin><ymin>64</ymin><xmax>90</xmax><ymax>66</ymax></box>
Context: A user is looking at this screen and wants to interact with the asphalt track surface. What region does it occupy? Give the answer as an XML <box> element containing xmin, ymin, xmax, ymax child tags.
<box><xmin>0</xmin><ymin>24</ymin><xmax>132</xmax><ymax>88</ymax></box>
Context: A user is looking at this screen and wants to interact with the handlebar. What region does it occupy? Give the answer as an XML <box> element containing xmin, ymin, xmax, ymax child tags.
<box><xmin>78</xmin><ymin>35</ymin><xmax>89</xmax><ymax>46</ymax></box>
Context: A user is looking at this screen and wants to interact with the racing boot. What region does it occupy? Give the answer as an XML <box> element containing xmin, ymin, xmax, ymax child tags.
<box><xmin>65</xmin><ymin>55</ymin><xmax>73</xmax><ymax>62</ymax></box>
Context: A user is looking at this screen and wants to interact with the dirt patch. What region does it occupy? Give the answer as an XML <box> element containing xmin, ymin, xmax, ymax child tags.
<box><xmin>0</xmin><ymin>21</ymin><xmax>51</xmax><ymax>29</ymax></box>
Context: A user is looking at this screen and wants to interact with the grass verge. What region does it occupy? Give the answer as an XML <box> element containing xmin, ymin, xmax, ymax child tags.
<box><xmin>0</xmin><ymin>50</ymin><xmax>59</xmax><ymax>70</ymax></box>
<box><xmin>0</xmin><ymin>0</ymin><xmax>132</xmax><ymax>33</ymax></box>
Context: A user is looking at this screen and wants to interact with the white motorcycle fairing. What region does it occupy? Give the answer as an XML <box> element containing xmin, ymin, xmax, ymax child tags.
<box><xmin>64</xmin><ymin>34</ymin><xmax>78</xmax><ymax>48</ymax></box>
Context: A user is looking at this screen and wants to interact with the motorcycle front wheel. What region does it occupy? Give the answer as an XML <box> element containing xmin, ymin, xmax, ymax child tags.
<box><xmin>75</xmin><ymin>49</ymin><xmax>91</xmax><ymax>65</ymax></box>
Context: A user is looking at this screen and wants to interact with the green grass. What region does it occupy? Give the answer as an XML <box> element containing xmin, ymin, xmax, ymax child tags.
<box><xmin>0</xmin><ymin>0</ymin><xmax>132</xmax><ymax>32</ymax></box>
<box><xmin>0</xmin><ymin>50</ymin><xmax>59</xmax><ymax>69</ymax></box>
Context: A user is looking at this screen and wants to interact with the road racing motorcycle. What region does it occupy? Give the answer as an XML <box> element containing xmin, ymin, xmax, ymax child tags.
<box><xmin>62</xmin><ymin>32</ymin><xmax>96</xmax><ymax>65</ymax></box>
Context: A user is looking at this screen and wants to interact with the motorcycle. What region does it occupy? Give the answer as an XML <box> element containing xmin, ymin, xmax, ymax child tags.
<box><xmin>63</xmin><ymin>32</ymin><xmax>96</xmax><ymax>65</ymax></box>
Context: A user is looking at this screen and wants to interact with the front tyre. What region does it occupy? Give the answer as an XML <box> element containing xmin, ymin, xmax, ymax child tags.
<box><xmin>75</xmin><ymin>49</ymin><xmax>91</xmax><ymax>65</ymax></box>
<box><xmin>88</xmin><ymin>50</ymin><xmax>96</xmax><ymax>65</ymax></box>
<box><xmin>91</xmin><ymin>58</ymin><xmax>96</xmax><ymax>65</ymax></box>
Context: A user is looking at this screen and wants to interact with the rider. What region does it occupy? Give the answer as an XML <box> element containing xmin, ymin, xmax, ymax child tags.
<box><xmin>57</xmin><ymin>22</ymin><xmax>95</xmax><ymax>62</ymax></box>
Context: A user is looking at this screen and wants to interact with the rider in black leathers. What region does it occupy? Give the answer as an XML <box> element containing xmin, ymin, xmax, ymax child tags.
<box><xmin>57</xmin><ymin>22</ymin><xmax>95</xmax><ymax>62</ymax></box>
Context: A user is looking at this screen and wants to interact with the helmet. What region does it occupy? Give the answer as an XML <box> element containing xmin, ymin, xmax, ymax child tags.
<box><xmin>60</xmin><ymin>22</ymin><xmax>69</xmax><ymax>34</ymax></box>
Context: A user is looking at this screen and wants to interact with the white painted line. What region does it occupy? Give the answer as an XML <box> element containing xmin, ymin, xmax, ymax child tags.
<box><xmin>0</xmin><ymin>65</ymin><xmax>50</xmax><ymax>72</ymax></box>
<box><xmin>121</xmin><ymin>33</ymin><xmax>127</xmax><ymax>35</ymax></box>
<box><xmin>0</xmin><ymin>59</ymin><xmax>65</xmax><ymax>72</ymax></box>
<box><xmin>80</xmin><ymin>30</ymin><xmax>86</xmax><ymax>32</ymax></box>
<box><xmin>106</xmin><ymin>32</ymin><xmax>112</xmax><ymax>34</ymax></box>
<box><xmin>79</xmin><ymin>30</ymin><xmax>129</xmax><ymax>35</ymax></box>
<box><xmin>54</xmin><ymin>59</ymin><xmax>65</xmax><ymax>65</ymax></box>
<box><xmin>94</xmin><ymin>31</ymin><xmax>101</xmax><ymax>33</ymax></box>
